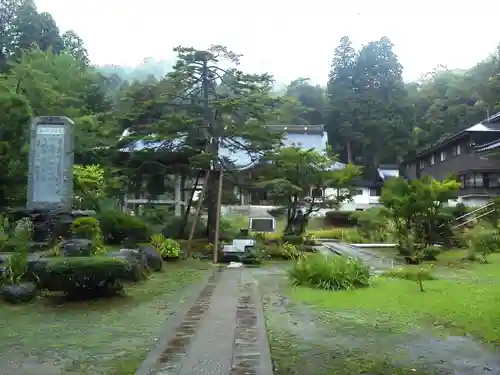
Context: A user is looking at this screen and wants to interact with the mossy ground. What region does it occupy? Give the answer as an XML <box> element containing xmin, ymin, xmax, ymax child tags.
<box><xmin>0</xmin><ymin>260</ymin><xmax>211</xmax><ymax>375</ymax></box>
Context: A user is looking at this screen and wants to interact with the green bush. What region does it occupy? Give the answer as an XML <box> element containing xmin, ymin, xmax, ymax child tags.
<box><xmin>381</xmin><ymin>267</ymin><xmax>436</xmax><ymax>281</ymax></box>
<box><xmin>281</xmin><ymin>234</ymin><xmax>303</xmax><ymax>245</ymax></box>
<box><xmin>219</xmin><ymin>215</ymin><xmax>248</xmax><ymax>241</ymax></box>
<box><xmin>162</xmin><ymin>215</ymin><xmax>206</xmax><ymax>239</ymax></box>
<box><xmin>351</xmin><ymin>207</ymin><xmax>391</xmax><ymax>242</ymax></box>
<box><xmin>162</xmin><ymin>214</ymin><xmax>247</xmax><ymax>241</ymax></box>
<box><xmin>287</xmin><ymin>255</ymin><xmax>371</xmax><ymax>290</ymax></box>
<box><xmin>71</xmin><ymin>217</ymin><xmax>100</xmax><ymax>239</ymax></box>
<box><xmin>176</xmin><ymin>238</ymin><xmax>210</xmax><ymax>254</ymax></box>
<box><xmin>422</xmin><ymin>245</ymin><xmax>441</xmax><ymax>260</ymax></box>
<box><xmin>281</xmin><ymin>243</ymin><xmax>303</xmax><ymax>260</ymax></box>
<box><xmin>98</xmin><ymin>211</ymin><xmax>150</xmax><ymax>244</ymax></box>
<box><xmin>150</xmin><ymin>233</ymin><xmax>181</xmax><ymax>259</ymax></box>
<box><xmin>71</xmin><ymin>217</ymin><xmax>105</xmax><ymax>255</ymax></box>
<box><xmin>324</xmin><ymin>211</ymin><xmax>357</xmax><ymax>227</ymax></box>
<box><xmin>163</xmin><ymin>238</ymin><xmax>181</xmax><ymax>258</ymax></box>
<box><xmin>467</xmin><ymin>225</ymin><xmax>500</xmax><ymax>262</ymax></box>
<box><xmin>35</xmin><ymin>257</ymin><xmax>132</xmax><ymax>299</ymax></box>
<box><xmin>260</xmin><ymin>243</ymin><xmax>301</xmax><ymax>260</ymax></box>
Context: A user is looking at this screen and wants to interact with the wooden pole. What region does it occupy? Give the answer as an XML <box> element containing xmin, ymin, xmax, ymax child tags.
<box><xmin>185</xmin><ymin>170</ymin><xmax>210</xmax><ymax>258</ymax></box>
<box><xmin>212</xmin><ymin>168</ymin><xmax>224</xmax><ymax>264</ymax></box>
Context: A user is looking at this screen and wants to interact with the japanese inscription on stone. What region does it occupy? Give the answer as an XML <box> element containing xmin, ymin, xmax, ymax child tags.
<box><xmin>27</xmin><ymin>117</ymin><xmax>74</xmax><ymax>209</ymax></box>
<box><xmin>33</xmin><ymin>126</ymin><xmax>65</xmax><ymax>203</ymax></box>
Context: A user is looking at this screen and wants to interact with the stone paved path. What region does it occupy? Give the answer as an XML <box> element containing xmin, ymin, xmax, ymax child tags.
<box><xmin>136</xmin><ymin>268</ymin><xmax>273</xmax><ymax>375</ymax></box>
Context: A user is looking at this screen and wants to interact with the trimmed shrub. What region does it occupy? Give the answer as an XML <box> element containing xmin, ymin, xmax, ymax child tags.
<box><xmin>105</xmin><ymin>249</ymin><xmax>148</xmax><ymax>281</ymax></box>
<box><xmin>422</xmin><ymin>246</ymin><xmax>441</xmax><ymax>261</ymax></box>
<box><xmin>71</xmin><ymin>217</ymin><xmax>100</xmax><ymax>239</ymax></box>
<box><xmin>324</xmin><ymin>211</ymin><xmax>357</xmax><ymax>227</ymax></box>
<box><xmin>98</xmin><ymin>211</ymin><xmax>150</xmax><ymax>245</ymax></box>
<box><xmin>71</xmin><ymin>217</ymin><xmax>105</xmax><ymax>255</ymax></box>
<box><xmin>287</xmin><ymin>255</ymin><xmax>370</xmax><ymax>290</ymax></box>
<box><xmin>35</xmin><ymin>256</ymin><xmax>132</xmax><ymax>299</ymax></box>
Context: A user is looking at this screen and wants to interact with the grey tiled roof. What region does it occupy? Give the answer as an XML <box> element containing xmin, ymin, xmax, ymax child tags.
<box><xmin>120</xmin><ymin>125</ymin><xmax>346</xmax><ymax>170</ymax></box>
<box><xmin>409</xmin><ymin>111</ymin><xmax>500</xmax><ymax>160</ymax></box>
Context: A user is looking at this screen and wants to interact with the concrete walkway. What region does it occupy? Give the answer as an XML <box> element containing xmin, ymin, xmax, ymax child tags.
<box><xmin>136</xmin><ymin>268</ymin><xmax>273</xmax><ymax>375</ymax></box>
<box><xmin>321</xmin><ymin>241</ymin><xmax>400</xmax><ymax>273</ymax></box>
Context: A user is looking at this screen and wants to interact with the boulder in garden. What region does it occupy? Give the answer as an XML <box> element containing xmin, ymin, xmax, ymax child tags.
<box><xmin>60</xmin><ymin>238</ymin><xmax>93</xmax><ymax>257</ymax></box>
<box><xmin>139</xmin><ymin>245</ymin><xmax>163</xmax><ymax>272</ymax></box>
<box><xmin>1</xmin><ymin>282</ymin><xmax>37</xmax><ymax>304</ymax></box>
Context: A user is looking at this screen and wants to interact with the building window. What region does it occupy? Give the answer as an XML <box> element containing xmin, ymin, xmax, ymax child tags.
<box><xmin>440</xmin><ymin>151</ymin><xmax>446</xmax><ymax>161</ymax></box>
<box><xmin>488</xmin><ymin>174</ymin><xmax>500</xmax><ymax>188</ymax></box>
<box><xmin>453</xmin><ymin>144</ymin><xmax>461</xmax><ymax>156</ymax></box>
<box><xmin>353</xmin><ymin>189</ymin><xmax>363</xmax><ymax>196</ymax></box>
<box><xmin>464</xmin><ymin>172</ymin><xmax>484</xmax><ymax>188</ymax></box>
<box><xmin>311</xmin><ymin>187</ymin><xmax>323</xmax><ymax>198</ymax></box>
<box><xmin>429</xmin><ymin>155</ymin><xmax>435</xmax><ymax>166</ymax></box>
<box><xmin>369</xmin><ymin>188</ymin><xmax>381</xmax><ymax>197</ymax></box>
<box><xmin>465</xmin><ymin>174</ymin><xmax>474</xmax><ymax>188</ymax></box>
<box><xmin>459</xmin><ymin>174</ymin><xmax>465</xmax><ymax>188</ymax></box>
<box><xmin>474</xmin><ymin>173</ymin><xmax>484</xmax><ymax>187</ymax></box>
<box><xmin>419</xmin><ymin>159</ymin><xmax>425</xmax><ymax>169</ymax></box>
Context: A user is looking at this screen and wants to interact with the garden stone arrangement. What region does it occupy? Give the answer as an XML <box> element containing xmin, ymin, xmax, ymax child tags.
<box><xmin>0</xmin><ymin>117</ymin><xmax>166</xmax><ymax>305</ymax></box>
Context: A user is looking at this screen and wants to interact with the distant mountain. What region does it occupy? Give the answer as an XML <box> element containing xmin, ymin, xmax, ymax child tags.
<box><xmin>98</xmin><ymin>57</ymin><xmax>175</xmax><ymax>82</ymax></box>
<box><xmin>98</xmin><ymin>57</ymin><xmax>289</xmax><ymax>93</ymax></box>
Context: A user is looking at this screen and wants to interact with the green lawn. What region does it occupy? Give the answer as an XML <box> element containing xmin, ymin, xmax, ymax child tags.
<box><xmin>261</xmin><ymin>250</ymin><xmax>500</xmax><ymax>375</ymax></box>
<box><xmin>291</xmin><ymin>252</ymin><xmax>500</xmax><ymax>345</ymax></box>
<box><xmin>0</xmin><ymin>260</ymin><xmax>211</xmax><ymax>375</ymax></box>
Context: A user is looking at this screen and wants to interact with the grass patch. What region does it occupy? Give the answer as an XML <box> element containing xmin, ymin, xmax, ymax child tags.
<box><xmin>268</xmin><ymin>328</ymin><xmax>436</xmax><ymax>375</ymax></box>
<box><xmin>381</xmin><ymin>267</ymin><xmax>437</xmax><ymax>281</ymax></box>
<box><xmin>309</xmin><ymin>226</ymin><xmax>361</xmax><ymax>241</ymax></box>
<box><xmin>0</xmin><ymin>260</ymin><xmax>211</xmax><ymax>375</ymax></box>
<box><xmin>290</xmin><ymin>260</ymin><xmax>500</xmax><ymax>344</ymax></box>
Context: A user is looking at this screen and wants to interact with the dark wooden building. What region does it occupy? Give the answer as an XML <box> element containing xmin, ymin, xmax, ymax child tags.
<box><xmin>402</xmin><ymin>112</ymin><xmax>500</xmax><ymax>206</ymax></box>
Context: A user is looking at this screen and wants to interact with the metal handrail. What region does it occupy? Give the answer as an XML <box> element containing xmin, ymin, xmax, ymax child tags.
<box><xmin>455</xmin><ymin>202</ymin><xmax>495</xmax><ymax>221</ymax></box>
<box><xmin>453</xmin><ymin>209</ymin><xmax>496</xmax><ymax>229</ymax></box>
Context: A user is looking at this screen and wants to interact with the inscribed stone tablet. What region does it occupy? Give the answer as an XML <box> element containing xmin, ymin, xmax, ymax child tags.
<box><xmin>27</xmin><ymin>117</ymin><xmax>74</xmax><ymax>209</ymax></box>
<box><xmin>249</xmin><ymin>217</ymin><xmax>276</xmax><ymax>232</ymax></box>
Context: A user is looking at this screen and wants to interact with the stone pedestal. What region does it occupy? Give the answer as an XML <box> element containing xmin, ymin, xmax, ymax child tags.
<box><xmin>9</xmin><ymin>207</ymin><xmax>96</xmax><ymax>252</ymax></box>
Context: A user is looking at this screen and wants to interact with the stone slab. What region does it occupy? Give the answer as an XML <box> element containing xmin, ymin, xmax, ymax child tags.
<box><xmin>27</xmin><ymin>116</ymin><xmax>74</xmax><ymax>210</ymax></box>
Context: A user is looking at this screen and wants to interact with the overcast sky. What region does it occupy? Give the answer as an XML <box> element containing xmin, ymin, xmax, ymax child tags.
<box><xmin>36</xmin><ymin>0</ymin><xmax>499</xmax><ymax>84</ymax></box>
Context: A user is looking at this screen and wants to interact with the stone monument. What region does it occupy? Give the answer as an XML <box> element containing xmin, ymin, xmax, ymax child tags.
<box><xmin>27</xmin><ymin>116</ymin><xmax>74</xmax><ymax>210</ymax></box>
<box><xmin>9</xmin><ymin>116</ymin><xmax>93</xmax><ymax>251</ymax></box>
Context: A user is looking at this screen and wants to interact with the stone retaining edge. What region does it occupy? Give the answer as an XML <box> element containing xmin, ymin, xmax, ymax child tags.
<box><xmin>252</xmin><ymin>279</ymin><xmax>274</xmax><ymax>375</ymax></box>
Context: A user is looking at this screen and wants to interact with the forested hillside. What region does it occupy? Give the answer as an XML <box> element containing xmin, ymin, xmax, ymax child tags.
<box><xmin>98</xmin><ymin>58</ymin><xmax>175</xmax><ymax>84</ymax></box>
<box><xmin>1</xmin><ymin>0</ymin><xmax>500</xmax><ymax>206</ymax></box>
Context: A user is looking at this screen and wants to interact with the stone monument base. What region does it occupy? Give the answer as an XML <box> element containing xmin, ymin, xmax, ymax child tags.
<box><xmin>8</xmin><ymin>207</ymin><xmax>96</xmax><ymax>252</ymax></box>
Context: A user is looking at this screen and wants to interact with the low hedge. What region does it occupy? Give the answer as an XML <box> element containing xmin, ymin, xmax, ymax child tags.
<box><xmin>97</xmin><ymin>211</ymin><xmax>150</xmax><ymax>245</ymax></box>
<box><xmin>34</xmin><ymin>256</ymin><xmax>132</xmax><ymax>299</ymax></box>
<box><xmin>324</xmin><ymin>211</ymin><xmax>357</xmax><ymax>227</ymax></box>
